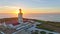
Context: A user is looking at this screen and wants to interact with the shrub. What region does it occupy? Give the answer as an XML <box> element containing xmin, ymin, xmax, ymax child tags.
<box><xmin>40</xmin><ymin>31</ymin><xmax>46</xmax><ymax>34</ymax></box>
<box><xmin>48</xmin><ymin>33</ymin><xmax>53</xmax><ymax>34</ymax></box>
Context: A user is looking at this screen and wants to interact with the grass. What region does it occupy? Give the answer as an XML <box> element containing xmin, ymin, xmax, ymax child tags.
<box><xmin>36</xmin><ymin>24</ymin><xmax>54</xmax><ymax>32</ymax></box>
<box><xmin>35</xmin><ymin>20</ymin><xmax>60</xmax><ymax>32</ymax></box>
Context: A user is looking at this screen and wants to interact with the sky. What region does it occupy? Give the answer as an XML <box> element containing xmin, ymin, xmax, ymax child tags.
<box><xmin>0</xmin><ymin>0</ymin><xmax>60</xmax><ymax>14</ymax></box>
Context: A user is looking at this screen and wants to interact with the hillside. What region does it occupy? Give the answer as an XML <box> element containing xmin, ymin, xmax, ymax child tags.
<box><xmin>0</xmin><ymin>18</ymin><xmax>60</xmax><ymax>33</ymax></box>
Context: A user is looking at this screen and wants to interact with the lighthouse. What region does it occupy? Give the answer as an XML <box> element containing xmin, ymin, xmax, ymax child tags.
<box><xmin>18</xmin><ymin>9</ymin><xmax>23</xmax><ymax>24</ymax></box>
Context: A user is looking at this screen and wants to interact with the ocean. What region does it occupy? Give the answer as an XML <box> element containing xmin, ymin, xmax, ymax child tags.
<box><xmin>0</xmin><ymin>13</ymin><xmax>60</xmax><ymax>22</ymax></box>
<box><xmin>24</xmin><ymin>14</ymin><xmax>60</xmax><ymax>22</ymax></box>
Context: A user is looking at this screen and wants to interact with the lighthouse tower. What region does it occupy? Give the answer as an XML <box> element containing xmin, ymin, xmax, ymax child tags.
<box><xmin>18</xmin><ymin>9</ymin><xmax>23</xmax><ymax>24</ymax></box>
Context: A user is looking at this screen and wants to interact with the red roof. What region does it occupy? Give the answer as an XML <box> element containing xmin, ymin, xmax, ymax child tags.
<box><xmin>4</xmin><ymin>19</ymin><xmax>31</xmax><ymax>26</ymax></box>
<box><xmin>6</xmin><ymin>20</ymin><xmax>19</xmax><ymax>26</ymax></box>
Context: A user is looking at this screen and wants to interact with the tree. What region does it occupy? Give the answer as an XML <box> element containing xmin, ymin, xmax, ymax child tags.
<box><xmin>48</xmin><ymin>33</ymin><xmax>53</xmax><ymax>34</ymax></box>
<box><xmin>40</xmin><ymin>31</ymin><xmax>46</xmax><ymax>34</ymax></box>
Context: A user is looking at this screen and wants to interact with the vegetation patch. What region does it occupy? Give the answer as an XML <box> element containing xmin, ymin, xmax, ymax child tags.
<box><xmin>35</xmin><ymin>20</ymin><xmax>60</xmax><ymax>32</ymax></box>
<box><xmin>36</xmin><ymin>24</ymin><xmax>54</xmax><ymax>31</ymax></box>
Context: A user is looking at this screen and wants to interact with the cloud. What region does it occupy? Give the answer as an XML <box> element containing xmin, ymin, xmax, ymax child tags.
<box><xmin>0</xmin><ymin>6</ymin><xmax>19</xmax><ymax>13</ymax></box>
<box><xmin>0</xmin><ymin>6</ymin><xmax>20</xmax><ymax>9</ymax></box>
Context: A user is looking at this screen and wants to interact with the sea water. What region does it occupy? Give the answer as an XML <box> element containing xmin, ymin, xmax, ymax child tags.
<box><xmin>0</xmin><ymin>13</ymin><xmax>60</xmax><ymax>22</ymax></box>
<box><xmin>24</xmin><ymin>14</ymin><xmax>60</xmax><ymax>22</ymax></box>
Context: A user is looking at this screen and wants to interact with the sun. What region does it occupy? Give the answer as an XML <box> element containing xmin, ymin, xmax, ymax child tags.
<box><xmin>15</xmin><ymin>9</ymin><xmax>26</xmax><ymax>14</ymax></box>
